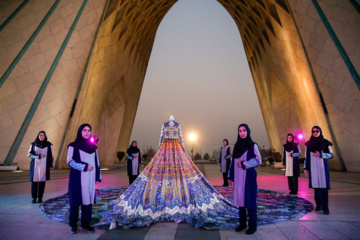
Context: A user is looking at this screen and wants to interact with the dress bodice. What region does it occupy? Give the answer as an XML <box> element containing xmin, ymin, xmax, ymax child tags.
<box><xmin>158</xmin><ymin>120</ymin><xmax>184</xmax><ymax>148</ymax></box>
<box><xmin>163</xmin><ymin>121</ymin><xmax>180</xmax><ymax>140</ymax></box>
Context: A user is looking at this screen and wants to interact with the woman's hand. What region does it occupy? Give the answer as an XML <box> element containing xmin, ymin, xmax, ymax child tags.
<box><xmin>88</xmin><ymin>165</ymin><xmax>94</xmax><ymax>171</ymax></box>
<box><xmin>236</xmin><ymin>161</ymin><xmax>242</xmax><ymax>168</ymax></box>
<box><xmin>40</xmin><ymin>154</ymin><xmax>46</xmax><ymax>158</ymax></box>
<box><xmin>304</xmin><ymin>169</ymin><xmax>309</xmax><ymax>177</ymax></box>
<box><xmin>312</xmin><ymin>151</ymin><xmax>321</xmax><ymax>157</ymax></box>
<box><xmin>228</xmin><ymin>180</ymin><xmax>233</xmax><ymax>186</ymax></box>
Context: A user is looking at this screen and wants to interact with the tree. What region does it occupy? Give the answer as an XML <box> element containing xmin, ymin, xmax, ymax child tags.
<box><xmin>212</xmin><ymin>149</ymin><xmax>220</xmax><ymax>161</ymax></box>
<box><xmin>203</xmin><ymin>153</ymin><xmax>210</xmax><ymax>160</ymax></box>
<box><xmin>146</xmin><ymin>147</ymin><xmax>156</xmax><ymax>159</ymax></box>
<box><xmin>194</xmin><ymin>152</ymin><xmax>201</xmax><ymax>160</ymax></box>
<box><xmin>117</xmin><ymin>151</ymin><xmax>125</xmax><ymax>162</ymax></box>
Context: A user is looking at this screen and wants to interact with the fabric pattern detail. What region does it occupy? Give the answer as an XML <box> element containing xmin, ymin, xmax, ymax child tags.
<box><xmin>68</xmin><ymin>160</ymin><xmax>85</xmax><ymax>171</ymax></box>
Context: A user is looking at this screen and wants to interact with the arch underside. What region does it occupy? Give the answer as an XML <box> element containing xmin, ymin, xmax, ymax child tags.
<box><xmin>61</xmin><ymin>0</ymin><xmax>344</xmax><ymax>170</ymax></box>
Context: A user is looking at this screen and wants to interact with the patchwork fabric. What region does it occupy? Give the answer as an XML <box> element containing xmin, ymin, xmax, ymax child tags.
<box><xmin>40</xmin><ymin>187</ymin><xmax>313</xmax><ymax>229</ymax></box>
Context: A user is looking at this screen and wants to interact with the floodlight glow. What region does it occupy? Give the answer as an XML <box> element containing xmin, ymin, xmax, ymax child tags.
<box><xmin>189</xmin><ymin>133</ymin><xmax>196</xmax><ymax>141</ymax></box>
<box><xmin>295</xmin><ymin>132</ymin><xmax>305</xmax><ymax>142</ymax></box>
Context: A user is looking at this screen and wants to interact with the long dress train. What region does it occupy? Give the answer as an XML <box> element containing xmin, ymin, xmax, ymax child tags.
<box><xmin>96</xmin><ymin>119</ymin><xmax>239</xmax><ymax>229</ymax></box>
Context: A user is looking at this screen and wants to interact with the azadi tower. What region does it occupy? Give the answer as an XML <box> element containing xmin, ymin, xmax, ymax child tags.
<box><xmin>0</xmin><ymin>0</ymin><xmax>359</xmax><ymax>171</ymax></box>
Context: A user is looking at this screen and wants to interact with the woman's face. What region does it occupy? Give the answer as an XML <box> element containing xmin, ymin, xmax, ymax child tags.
<box><xmin>223</xmin><ymin>140</ymin><xmax>227</xmax><ymax>146</ymax></box>
<box><xmin>132</xmin><ymin>141</ymin><xmax>137</xmax><ymax>147</ymax></box>
<box><xmin>312</xmin><ymin>128</ymin><xmax>320</xmax><ymax>138</ymax></box>
<box><xmin>239</xmin><ymin>126</ymin><xmax>247</xmax><ymax>139</ymax></box>
<box><xmin>287</xmin><ymin>135</ymin><xmax>293</xmax><ymax>142</ymax></box>
<box><xmin>38</xmin><ymin>133</ymin><xmax>45</xmax><ymax>141</ymax></box>
<box><xmin>82</xmin><ymin>126</ymin><xmax>91</xmax><ymax>139</ymax></box>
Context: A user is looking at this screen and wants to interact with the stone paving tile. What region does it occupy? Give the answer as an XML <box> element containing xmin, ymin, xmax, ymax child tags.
<box><xmin>300</xmin><ymin>221</ymin><xmax>350</xmax><ymax>240</ymax></box>
<box><xmin>175</xmin><ymin>223</ymin><xmax>220</xmax><ymax>240</ymax></box>
<box><xmin>98</xmin><ymin>228</ymin><xmax>149</xmax><ymax>240</ymax></box>
<box><xmin>275</xmin><ymin>221</ymin><xmax>318</xmax><ymax>240</ymax></box>
<box><xmin>250</xmin><ymin>223</ymin><xmax>288</xmax><ymax>240</ymax></box>
<box><xmin>325</xmin><ymin>221</ymin><xmax>360</xmax><ymax>240</ymax></box>
<box><xmin>219</xmin><ymin>229</ymin><xmax>258</xmax><ymax>240</ymax></box>
<box><xmin>145</xmin><ymin>222</ymin><xmax>178</xmax><ymax>240</ymax></box>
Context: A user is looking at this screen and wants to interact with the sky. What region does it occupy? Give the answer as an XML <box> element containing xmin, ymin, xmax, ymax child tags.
<box><xmin>130</xmin><ymin>0</ymin><xmax>269</xmax><ymax>156</ymax></box>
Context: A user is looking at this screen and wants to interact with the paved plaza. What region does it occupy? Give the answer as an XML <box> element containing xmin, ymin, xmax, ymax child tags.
<box><xmin>1</xmin><ymin>163</ymin><xmax>360</xmax><ymax>240</ymax></box>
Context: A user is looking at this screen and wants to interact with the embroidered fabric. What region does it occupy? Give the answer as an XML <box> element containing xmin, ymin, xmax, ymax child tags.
<box><xmin>95</xmin><ymin>139</ymin><xmax>239</xmax><ymax>229</ymax></box>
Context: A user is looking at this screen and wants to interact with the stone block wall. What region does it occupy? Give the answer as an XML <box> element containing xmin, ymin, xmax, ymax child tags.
<box><xmin>0</xmin><ymin>0</ymin><xmax>107</xmax><ymax>169</ymax></box>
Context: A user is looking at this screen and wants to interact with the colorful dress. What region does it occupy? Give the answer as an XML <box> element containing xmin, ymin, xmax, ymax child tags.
<box><xmin>96</xmin><ymin>116</ymin><xmax>239</xmax><ymax>229</ymax></box>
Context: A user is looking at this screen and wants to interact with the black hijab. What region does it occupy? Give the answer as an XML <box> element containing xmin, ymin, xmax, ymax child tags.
<box><xmin>68</xmin><ymin>123</ymin><xmax>97</xmax><ymax>154</ymax></box>
<box><xmin>127</xmin><ymin>141</ymin><xmax>140</xmax><ymax>155</ymax></box>
<box><xmin>305</xmin><ymin>126</ymin><xmax>332</xmax><ymax>152</ymax></box>
<box><xmin>232</xmin><ymin>124</ymin><xmax>254</xmax><ymax>158</ymax></box>
<box><xmin>32</xmin><ymin>131</ymin><xmax>51</xmax><ymax>149</ymax></box>
<box><xmin>283</xmin><ymin>133</ymin><xmax>298</xmax><ymax>152</ymax></box>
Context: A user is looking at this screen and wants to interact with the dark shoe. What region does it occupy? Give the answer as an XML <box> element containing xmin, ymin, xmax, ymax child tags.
<box><xmin>82</xmin><ymin>226</ymin><xmax>95</xmax><ymax>232</ymax></box>
<box><xmin>292</xmin><ymin>191</ymin><xmax>297</xmax><ymax>195</ymax></box>
<box><xmin>323</xmin><ymin>209</ymin><xmax>330</xmax><ymax>215</ymax></box>
<box><xmin>32</xmin><ymin>199</ymin><xmax>36</xmax><ymax>204</ymax></box>
<box><xmin>38</xmin><ymin>198</ymin><xmax>42</xmax><ymax>203</ymax></box>
<box><xmin>70</xmin><ymin>227</ymin><xmax>78</xmax><ymax>234</ymax></box>
<box><xmin>246</xmin><ymin>227</ymin><xmax>257</xmax><ymax>235</ymax></box>
<box><xmin>315</xmin><ymin>206</ymin><xmax>322</xmax><ymax>211</ymax></box>
<box><xmin>235</xmin><ymin>225</ymin><xmax>247</xmax><ymax>232</ymax></box>
<box><xmin>289</xmin><ymin>191</ymin><xmax>294</xmax><ymax>194</ymax></box>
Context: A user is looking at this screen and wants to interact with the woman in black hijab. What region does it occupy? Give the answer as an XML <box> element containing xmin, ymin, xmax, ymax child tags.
<box><xmin>219</xmin><ymin>139</ymin><xmax>231</xmax><ymax>186</ymax></box>
<box><xmin>282</xmin><ymin>134</ymin><xmax>301</xmax><ymax>194</ymax></box>
<box><xmin>126</xmin><ymin>140</ymin><xmax>142</xmax><ymax>185</ymax></box>
<box><xmin>27</xmin><ymin>131</ymin><xmax>53</xmax><ymax>203</ymax></box>
<box><xmin>67</xmin><ymin>123</ymin><xmax>101</xmax><ymax>234</ymax></box>
<box><xmin>304</xmin><ymin>126</ymin><xmax>333</xmax><ymax>215</ymax></box>
<box><xmin>228</xmin><ymin>124</ymin><xmax>262</xmax><ymax>235</ymax></box>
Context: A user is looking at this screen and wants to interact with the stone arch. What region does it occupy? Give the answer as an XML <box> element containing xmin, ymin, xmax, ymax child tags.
<box><xmin>58</xmin><ymin>0</ymin><xmax>335</xmax><ymax>169</ymax></box>
<box><xmin>1</xmin><ymin>0</ymin><xmax>359</xmax><ymax>171</ymax></box>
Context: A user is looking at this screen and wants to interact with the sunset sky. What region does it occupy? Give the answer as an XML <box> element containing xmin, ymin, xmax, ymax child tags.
<box><xmin>130</xmin><ymin>0</ymin><xmax>269</xmax><ymax>156</ymax></box>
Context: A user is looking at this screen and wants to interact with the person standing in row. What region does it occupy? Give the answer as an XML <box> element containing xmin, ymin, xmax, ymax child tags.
<box><xmin>228</xmin><ymin>124</ymin><xmax>262</xmax><ymax>235</ymax></box>
<box><xmin>282</xmin><ymin>134</ymin><xmax>301</xmax><ymax>195</ymax></box>
<box><xmin>67</xmin><ymin>123</ymin><xmax>101</xmax><ymax>234</ymax></box>
<box><xmin>126</xmin><ymin>140</ymin><xmax>142</xmax><ymax>185</ymax></box>
<box><xmin>219</xmin><ymin>139</ymin><xmax>231</xmax><ymax>186</ymax></box>
<box><xmin>27</xmin><ymin>131</ymin><xmax>54</xmax><ymax>203</ymax></box>
<box><xmin>304</xmin><ymin>126</ymin><xmax>333</xmax><ymax>215</ymax></box>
